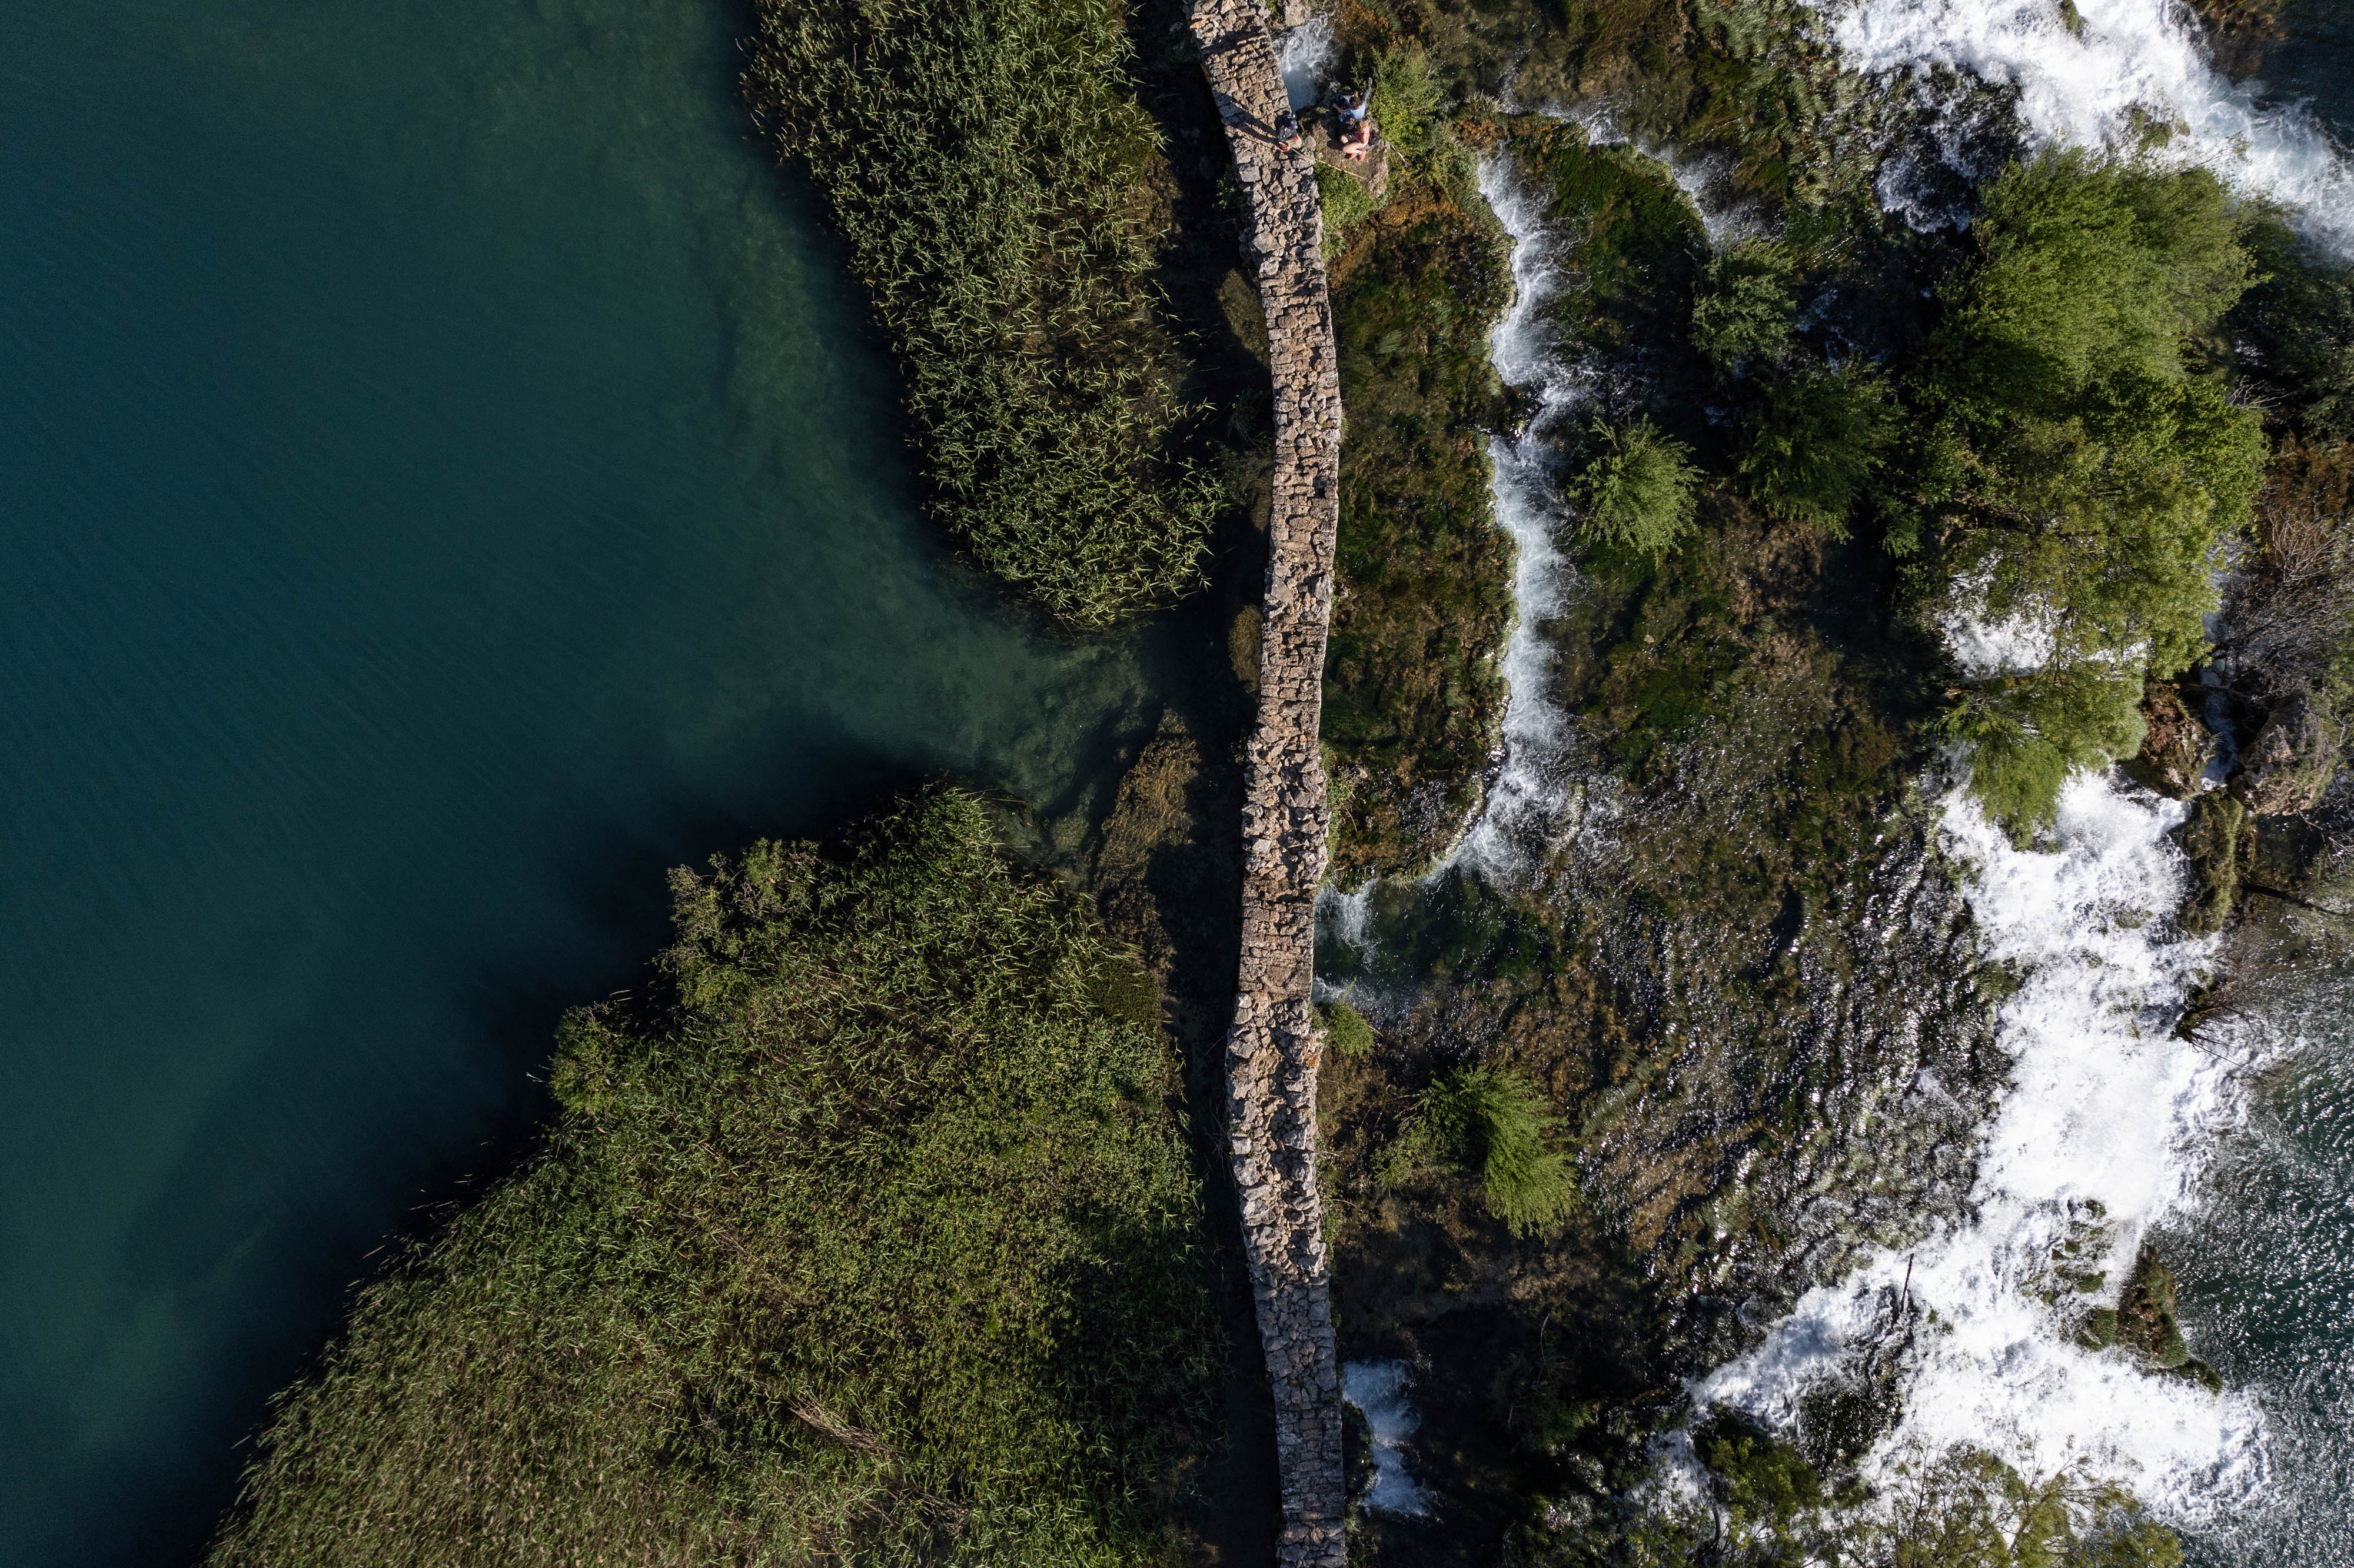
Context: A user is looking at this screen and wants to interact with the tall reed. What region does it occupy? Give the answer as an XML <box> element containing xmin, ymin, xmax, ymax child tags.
<box><xmin>744</xmin><ymin>0</ymin><xmax>1219</xmax><ymax>628</ymax></box>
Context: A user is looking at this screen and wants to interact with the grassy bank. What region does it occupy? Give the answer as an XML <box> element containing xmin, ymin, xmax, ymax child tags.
<box><xmin>204</xmin><ymin>790</ymin><xmax>1221</xmax><ymax>1565</ymax></box>
<box><xmin>743</xmin><ymin>0</ymin><xmax>1220</xmax><ymax>628</ymax></box>
<box><xmin>1324</xmin><ymin>176</ymin><xmax>1518</xmax><ymax>879</ymax></box>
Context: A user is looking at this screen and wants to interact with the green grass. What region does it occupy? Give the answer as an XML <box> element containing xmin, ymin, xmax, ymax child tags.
<box><xmin>743</xmin><ymin>0</ymin><xmax>1218</xmax><ymax>628</ymax></box>
<box><xmin>1409</xmin><ymin>1063</ymin><xmax>1575</xmax><ymax>1236</ymax></box>
<box><xmin>1324</xmin><ymin>180</ymin><xmax>1517</xmax><ymax>878</ymax></box>
<box><xmin>204</xmin><ymin>789</ymin><xmax>1221</xmax><ymax>1566</ymax></box>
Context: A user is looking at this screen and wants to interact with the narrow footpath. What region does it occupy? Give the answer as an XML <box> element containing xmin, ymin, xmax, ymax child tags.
<box><xmin>1182</xmin><ymin>3</ymin><xmax>1348</xmax><ymax>1562</ymax></box>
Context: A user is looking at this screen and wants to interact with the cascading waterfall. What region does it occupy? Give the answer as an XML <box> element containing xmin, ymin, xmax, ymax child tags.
<box><xmin>1694</xmin><ymin>776</ymin><xmax>2269</xmax><ymax>1517</ymax></box>
<box><xmin>1816</xmin><ymin>0</ymin><xmax>2354</xmax><ymax>247</ymax></box>
<box><xmin>1448</xmin><ymin>158</ymin><xmax>1607</xmax><ymax>881</ymax></box>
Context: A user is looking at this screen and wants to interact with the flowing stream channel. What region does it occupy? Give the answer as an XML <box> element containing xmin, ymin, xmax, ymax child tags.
<box><xmin>1316</xmin><ymin>0</ymin><xmax>2354</xmax><ymax>1553</ymax></box>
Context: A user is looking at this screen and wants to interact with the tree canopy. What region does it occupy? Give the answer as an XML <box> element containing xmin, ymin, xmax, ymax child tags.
<box><xmin>1910</xmin><ymin>152</ymin><xmax>2266</xmax><ymax>828</ymax></box>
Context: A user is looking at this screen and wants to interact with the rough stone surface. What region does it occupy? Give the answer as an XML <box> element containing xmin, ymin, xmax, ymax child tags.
<box><xmin>1184</xmin><ymin>2</ymin><xmax>1347</xmax><ymax>1562</ymax></box>
<box><xmin>2232</xmin><ymin>687</ymin><xmax>2339</xmax><ymax>816</ymax></box>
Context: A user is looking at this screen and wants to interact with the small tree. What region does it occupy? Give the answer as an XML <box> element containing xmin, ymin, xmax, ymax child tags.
<box><xmin>1737</xmin><ymin>363</ymin><xmax>1895</xmax><ymax>537</ymax></box>
<box><xmin>1691</xmin><ymin>239</ymin><xmax>1799</xmax><ymax>372</ymax></box>
<box><xmin>1567</xmin><ymin>417</ymin><xmax>1701</xmax><ymax>555</ymax></box>
<box><xmin>1907</xmin><ymin>152</ymin><xmax>2266</xmax><ymax>828</ymax></box>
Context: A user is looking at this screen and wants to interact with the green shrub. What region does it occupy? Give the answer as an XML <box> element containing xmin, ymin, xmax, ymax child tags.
<box><xmin>1368</xmin><ymin>44</ymin><xmax>1443</xmax><ymax>161</ymax></box>
<box><xmin>1568</xmin><ymin>417</ymin><xmax>1701</xmax><ymax>555</ymax></box>
<box><xmin>1319</xmin><ymin>1000</ymin><xmax>1378</xmax><ymax>1057</ymax></box>
<box><xmin>1316</xmin><ymin>161</ymin><xmax>1377</xmax><ymax>232</ymax></box>
<box><xmin>1691</xmin><ymin>239</ymin><xmax>1798</xmax><ymax>371</ymax></box>
<box><xmin>1736</xmin><ymin>363</ymin><xmax>1895</xmax><ymax>537</ymax></box>
<box><xmin>744</xmin><ymin>0</ymin><xmax>1219</xmax><ymax>627</ymax></box>
<box><xmin>1697</xmin><ymin>1411</ymin><xmax>1823</xmax><ymax>1524</ymax></box>
<box><xmin>1413</xmin><ymin>1064</ymin><xmax>1574</xmax><ymax>1235</ymax></box>
<box><xmin>205</xmin><ymin>790</ymin><xmax>1220</xmax><ymax>1566</ymax></box>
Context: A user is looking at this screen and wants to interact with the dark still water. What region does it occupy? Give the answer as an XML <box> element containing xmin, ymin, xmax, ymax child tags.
<box><xmin>0</xmin><ymin>2</ymin><xmax>1189</xmax><ymax>1560</ymax></box>
<box><xmin>2171</xmin><ymin>11</ymin><xmax>2354</xmax><ymax>1565</ymax></box>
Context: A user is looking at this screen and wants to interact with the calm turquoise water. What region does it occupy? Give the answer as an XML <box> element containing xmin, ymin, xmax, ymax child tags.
<box><xmin>0</xmin><ymin>2</ymin><xmax>1190</xmax><ymax>1560</ymax></box>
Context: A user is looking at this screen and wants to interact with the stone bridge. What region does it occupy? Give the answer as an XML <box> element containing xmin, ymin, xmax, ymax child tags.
<box><xmin>1182</xmin><ymin>2</ymin><xmax>1347</xmax><ymax>1562</ymax></box>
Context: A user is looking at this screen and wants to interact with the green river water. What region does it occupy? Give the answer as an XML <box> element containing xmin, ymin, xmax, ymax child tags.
<box><xmin>0</xmin><ymin>2</ymin><xmax>1199</xmax><ymax>1560</ymax></box>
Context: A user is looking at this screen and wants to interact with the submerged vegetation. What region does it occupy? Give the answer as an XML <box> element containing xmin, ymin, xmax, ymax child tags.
<box><xmin>744</xmin><ymin>0</ymin><xmax>1220</xmax><ymax>627</ymax></box>
<box><xmin>205</xmin><ymin>791</ymin><xmax>1220</xmax><ymax>1565</ymax></box>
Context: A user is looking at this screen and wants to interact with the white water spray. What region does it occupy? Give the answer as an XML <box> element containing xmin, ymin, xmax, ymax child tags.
<box><xmin>1817</xmin><ymin>0</ymin><xmax>2354</xmax><ymax>248</ymax></box>
<box><xmin>1276</xmin><ymin>16</ymin><xmax>1336</xmax><ymax>113</ymax></box>
<box><xmin>1698</xmin><ymin>774</ymin><xmax>2267</xmax><ymax>1517</ymax></box>
<box><xmin>1343</xmin><ymin>1360</ymin><xmax>1434</xmax><ymax>1515</ymax></box>
<box><xmin>1449</xmin><ymin>158</ymin><xmax>1610</xmax><ymax>881</ymax></box>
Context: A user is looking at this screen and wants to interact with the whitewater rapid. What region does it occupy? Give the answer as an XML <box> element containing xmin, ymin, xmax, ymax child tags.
<box><xmin>1697</xmin><ymin>775</ymin><xmax>2269</xmax><ymax>1516</ymax></box>
<box><xmin>1817</xmin><ymin>0</ymin><xmax>2354</xmax><ymax>247</ymax></box>
<box><xmin>1449</xmin><ymin>158</ymin><xmax>1603</xmax><ymax>882</ymax></box>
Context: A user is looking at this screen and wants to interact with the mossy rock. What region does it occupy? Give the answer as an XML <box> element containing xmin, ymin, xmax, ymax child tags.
<box><xmin>2122</xmin><ymin>681</ymin><xmax>2213</xmax><ymax>800</ymax></box>
<box><xmin>2252</xmin><ymin>813</ymin><xmax>2331</xmax><ymax>893</ymax></box>
<box><xmin>2232</xmin><ymin>687</ymin><xmax>2339</xmax><ymax>816</ymax></box>
<box><xmin>2117</xmin><ymin>1245</ymin><xmax>2192</xmax><ymax>1370</ymax></box>
<box><xmin>2170</xmin><ymin>790</ymin><xmax>2247</xmax><ymax>935</ymax></box>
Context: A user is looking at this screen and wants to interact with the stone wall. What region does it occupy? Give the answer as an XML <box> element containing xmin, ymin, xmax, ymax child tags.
<box><xmin>1182</xmin><ymin>3</ymin><xmax>1348</xmax><ymax>1563</ymax></box>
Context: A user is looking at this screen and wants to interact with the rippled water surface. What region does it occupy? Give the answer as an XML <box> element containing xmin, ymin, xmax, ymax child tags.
<box><xmin>2170</xmin><ymin>905</ymin><xmax>2354</xmax><ymax>1568</ymax></box>
<box><xmin>0</xmin><ymin>2</ymin><xmax>1185</xmax><ymax>1560</ymax></box>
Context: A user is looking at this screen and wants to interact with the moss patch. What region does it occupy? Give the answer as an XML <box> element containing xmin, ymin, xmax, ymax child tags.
<box><xmin>1324</xmin><ymin>179</ymin><xmax>1518</xmax><ymax>878</ymax></box>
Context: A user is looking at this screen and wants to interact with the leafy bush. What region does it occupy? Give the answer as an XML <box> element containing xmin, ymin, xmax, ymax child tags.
<box><xmin>1316</xmin><ymin>160</ymin><xmax>1377</xmax><ymax>232</ymax></box>
<box><xmin>1697</xmin><ymin>1411</ymin><xmax>1823</xmax><ymax>1523</ymax></box>
<box><xmin>1691</xmin><ymin>239</ymin><xmax>1798</xmax><ymax>371</ymax></box>
<box><xmin>1412</xmin><ymin>1064</ymin><xmax>1574</xmax><ymax>1235</ymax></box>
<box><xmin>1736</xmin><ymin>363</ymin><xmax>1896</xmax><ymax>537</ymax></box>
<box><xmin>1319</xmin><ymin>1000</ymin><xmax>1378</xmax><ymax>1058</ymax></box>
<box><xmin>1368</xmin><ymin>44</ymin><xmax>1443</xmax><ymax>161</ymax></box>
<box><xmin>1568</xmin><ymin>417</ymin><xmax>1701</xmax><ymax>555</ymax></box>
<box><xmin>205</xmin><ymin>790</ymin><xmax>1220</xmax><ymax>1566</ymax></box>
<box><xmin>744</xmin><ymin>0</ymin><xmax>1219</xmax><ymax>627</ymax></box>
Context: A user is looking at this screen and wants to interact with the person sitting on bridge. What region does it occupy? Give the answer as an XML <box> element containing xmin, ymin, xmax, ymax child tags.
<box><xmin>1275</xmin><ymin>109</ymin><xmax>1304</xmax><ymax>154</ymax></box>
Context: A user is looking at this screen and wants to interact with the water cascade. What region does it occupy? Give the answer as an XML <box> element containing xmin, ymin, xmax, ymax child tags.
<box><xmin>1818</xmin><ymin>0</ymin><xmax>2354</xmax><ymax>247</ymax></box>
<box><xmin>1696</xmin><ymin>777</ymin><xmax>2269</xmax><ymax>1517</ymax></box>
<box><xmin>1449</xmin><ymin>159</ymin><xmax>1607</xmax><ymax>881</ymax></box>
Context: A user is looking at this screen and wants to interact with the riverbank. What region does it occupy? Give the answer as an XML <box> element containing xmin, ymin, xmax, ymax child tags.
<box><xmin>162</xmin><ymin>0</ymin><xmax>2354</xmax><ymax>1562</ymax></box>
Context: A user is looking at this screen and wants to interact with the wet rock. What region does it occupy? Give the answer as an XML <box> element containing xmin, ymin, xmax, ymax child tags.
<box><xmin>2169</xmin><ymin>791</ymin><xmax>2248</xmax><ymax>936</ymax></box>
<box><xmin>2252</xmin><ymin>813</ymin><xmax>2332</xmax><ymax>893</ymax></box>
<box><xmin>2121</xmin><ymin>681</ymin><xmax>2213</xmax><ymax>800</ymax></box>
<box><xmin>2231</xmin><ymin>687</ymin><xmax>2338</xmax><ymax>816</ymax></box>
<box><xmin>2116</xmin><ymin>1244</ymin><xmax>2220</xmax><ymax>1390</ymax></box>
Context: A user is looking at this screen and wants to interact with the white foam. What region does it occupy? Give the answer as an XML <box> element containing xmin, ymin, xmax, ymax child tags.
<box><xmin>1450</xmin><ymin>156</ymin><xmax>1610</xmax><ymax>881</ymax></box>
<box><xmin>1817</xmin><ymin>0</ymin><xmax>2354</xmax><ymax>249</ymax></box>
<box><xmin>1343</xmin><ymin>1360</ymin><xmax>1433</xmax><ymax>1515</ymax></box>
<box><xmin>1276</xmin><ymin>17</ymin><xmax>1336</xmax><ymax>114</ymax></box>
<box><xmin>1940</xmin><ymin>571</ymin><xmax>2059</xmax><ymax>675</ymax></box>
<box><xmin>1697</xmin><ymin>773</ymin><xmax>2269</xmax><ymax>1518</ymax></box>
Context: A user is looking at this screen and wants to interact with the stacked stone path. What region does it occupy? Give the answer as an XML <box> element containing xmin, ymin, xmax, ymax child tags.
<box><xmin>1182</xmin><ymin>2</ymin><xmax>1348</xmax><ymax>1562</ymax></box>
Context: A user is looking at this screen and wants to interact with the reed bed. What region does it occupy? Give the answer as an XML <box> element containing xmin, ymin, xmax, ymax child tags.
<box><xmin>744</xmin><ymin>0</ymin><xmax>1218</xmax><ymax>628</ymax></box>
<box><xmin>204</xmin><ymin>790</ymin><xmax>1219</xmax><ymax>1566</ymax></box>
